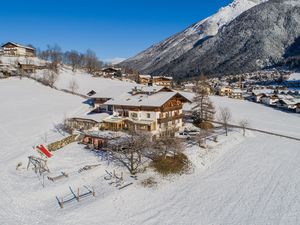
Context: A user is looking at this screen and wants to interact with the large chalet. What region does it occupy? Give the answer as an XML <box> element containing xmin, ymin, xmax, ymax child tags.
<box><xmin>103</xmin><ymin>86</ymin><xmax>190</xmax><ymax>138</ymax></box>
<box><xmin>1</xmin><ymin>42</ymin><xmax>36</xmax><ymax>57</ymax></box>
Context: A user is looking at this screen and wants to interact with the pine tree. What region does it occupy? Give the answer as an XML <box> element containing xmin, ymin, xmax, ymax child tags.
<box><xmin>192</xmin><ymin>75</ymin><xmax>215</xmax><ymax>127</ymax></box>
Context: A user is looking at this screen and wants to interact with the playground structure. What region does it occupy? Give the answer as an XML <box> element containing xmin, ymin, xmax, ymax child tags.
<box><xmin>56</xmin><ymin>186</ymin><xmax>95</xmax><ymax>209</ymax></box>
<box><xmin>104</xmin><ymin>170</ymin><xmax>133</xmax><ymax>190</ymax></box>
<box><xmin>27</xmin><ymin>156</ymin><xmax>50</xmax><ymax>175</ymax></box>
<box><xmin>48</xmin><ymin>172</ymin><xmax>69</xmax><ymax>182</ymax></box>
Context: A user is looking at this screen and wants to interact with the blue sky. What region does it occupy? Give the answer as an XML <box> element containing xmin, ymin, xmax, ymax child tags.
<box><xmin>0</xmin><ymin>0</ymin><xmax>231</xmax><ymax>61</ymax></box>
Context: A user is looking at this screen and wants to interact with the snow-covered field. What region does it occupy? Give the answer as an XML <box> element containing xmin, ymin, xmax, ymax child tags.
<box><xmin>289</xmin><ymin>72</ymin><xmax>300</xmax><ymax>81</ymax></box>
<box><xmin>34</xmin><ymin>67</ymin><xmax>137</xmax><ymax>98</ymax></box>
<box><xmin>0</xmin><ymin>77</ymin><xmax>300</xmax><ymax>225</ymax></box>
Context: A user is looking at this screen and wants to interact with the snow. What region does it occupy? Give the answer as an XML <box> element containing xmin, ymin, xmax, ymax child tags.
<box><xmin>289</xmin><ymin>73</ymin><xmax>300</xmax><ymax>81</ymax></box>
<box><xmin>211</xmin><ymin>96</ymin><xmax>300</xmax><ymax>137</ymax></box>
<box><xmin>186</xmin><ymin>0</ymin><xmax>268</xmax><ymax>37</ymax></box>
<box><xmin>34</xmin><ymin>66</ymin><xmax>137</xmax><ymax>98</ymax></box>
<box><xmin>1</xmin><ymin>77</ymin><xmax>300</xmax><ymax>225</ymax></box>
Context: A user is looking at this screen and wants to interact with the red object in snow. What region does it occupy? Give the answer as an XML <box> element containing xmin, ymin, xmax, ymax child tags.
<box><xmin>37</xmin><ymin>145</ymin><xmax>53</xmax><ymax>158</ymax></box>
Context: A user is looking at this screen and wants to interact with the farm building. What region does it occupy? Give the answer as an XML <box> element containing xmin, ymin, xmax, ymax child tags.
<box><xmin>1</xmin><ymin>42</ymin><xmax>36</xmax><ymax>57</ymax></box>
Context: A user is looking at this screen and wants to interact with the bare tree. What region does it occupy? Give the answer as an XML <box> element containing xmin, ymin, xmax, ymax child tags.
<box><xmin>107</xmin><ymin>132</ymin><xmax>151</xmax><ymax>174</ymax></box>
<box><xmin>239</xmin><ymin>120</ymin><xmax>249</xmax><ymax>136</ymax></box>
<box><xmin>69</xmin><ymin>78</ymin><xmax>79</xmax><ymax>94</ymax></box>
<box><xmin>192</xmin><ymin>74</ymin><xmax>215</xmax><ymax>127</ymax></box>
<box><xmin>218</xmin><ymin>107</ymin><xmax>232</xmax><ymax>136</ymax></box>
<box><xmin>64</xmin><ymin>50</ymin><xmax>82</xmax><ymax>71</ymax></box>
<box><xmin>149</xmin><ymin>136</ymin><xmax>183</xmax><ymax>159</ymax></box>
<box><xmin>46</xmin><ymin>44</ymin><xmax>63</xmax><ymax>73</ymax></box>
<box><xmin>42</xmin><ymin>69</ymin><xmax>59</xmax><ymax>88</ymax></box>
<box><xmin>84</xmin><ymin>49</ymin><xmax>102</xmax><ymax>74</ymax></box>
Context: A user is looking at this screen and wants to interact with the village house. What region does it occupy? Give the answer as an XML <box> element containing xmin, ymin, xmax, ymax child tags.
<box><xmin>276</xmin><ymin>98</ymin><xmax>299</xmax><ymax>111</ymax></box>
<box><xmin>101</xmin><ymin>67</ymin><xmax>122</xmax><ymax>77</ymax></box>
<box><xmin>183</xmin><ymin>83</ymin><xmax>195</xmax><ymax>92</ymax></box>
<box><xmin>137</xmin><ymin>75</ymin><xmax>173</xmax><ymax>87</ymax></box>
<box><xmin>152</xmin><ymin>76</ymin><xmax>173</xmax><ymax>87</ymax></box>
<box><xmin>229</xmin><ymin>89</ymin><xmax>243</xmax><ymax>99</ymax></box>
<box><xmin>219</xmin><ymin>86</ymin><xmax>232</xmax><ymax>96</ymax></box>
<box><xmin>102</xmin><ymin>86</ymin><xmax>190</xmax><ymax>138</ymax></box>
<box><xmin>251</xmin><ymin>89</ymin><xmax>274</xmax><ymax>102</ymax></box>
<box><xmin>1</xmin><ymin>42</ymin><xmax>36</xmax><ymax>57</ymax></box>
<box><xmin>138</xmin><ymin>75</ymin><xmax>152</xmax><ymax>85</ymax></box>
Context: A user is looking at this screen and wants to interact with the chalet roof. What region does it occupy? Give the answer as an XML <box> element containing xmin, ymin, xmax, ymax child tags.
<box><xmin>232</xmin><ymin>89</ymin><xmax>243</xmax><ymax>94</ymax></box>
<box><xmin>278</xmin><ymin>98</ymin><xmax>300</xmax><ymax>106</ymax></box>
<box><xmin>152</xmin><ymin>76</ymin><xmax>173</xmax><ymax>80</ymax></box>
<box><xmin>139</xmin><ymin>74</ymin><xmax>151</xmax><ymax>79</ymax></box>
<box><xmin>105</xmin><ymin>91</ymin><xmax>190</xmax><ymax>108</ymax></box>
<box><xmin>102</xmin><ymin>67</ymin><xmax>121</xmax><ymax>72</ymax></box>
<box><xmin>71</xmin><ymin>113</ymin><xmax>110</xmax><ymax>123</ymax></box>
<box><xmin>252</xmin><ymin>89</ymin><xmax>274</xmax><ymax>96</ymax></box>
<box><xmin>2</xmin><ymin>42</ymin><xmax>35</xmax><ymax>51</ymax></box>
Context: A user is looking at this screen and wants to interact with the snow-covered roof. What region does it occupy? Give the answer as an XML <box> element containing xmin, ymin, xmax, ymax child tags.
<box><xmin>139</xmin><ymin>74</ymin><xmax>151</xmax><ymax>79</ymax></box>
<box><xmin>232</xmin><ymin>89</ymin><xmax>243</xmax><ymax>94</ymax></box>
<box><xmin>105</xmin><ymin>91</ymin><xmax>188</xmax><ymax>107</ymax></box>
<box><xmin>252</xmin><ymin>89</ymin><xmax>274</xmax><ymax>95</ymax></box>
<box><xmin>71</xmin><ymin>113</ymin><xmax>110</xmax><ymax>123</ymax></box>
<box><xmin>2</xmin><ymin>42</ymin><xmax>35</xmax><ymax>50</ymax></box>
<box><xmin>152</xmin><ymin>76</ymin><xmax>173</xmax><ymax>80</ymax></box>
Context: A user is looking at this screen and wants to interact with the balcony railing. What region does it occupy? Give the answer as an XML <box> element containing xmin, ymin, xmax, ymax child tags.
<box><xmin>157</xmin><ymin>114</ymin><xmax>183</xmax><ymax>124</ymax></box>
<box><xmin>161</xmin><ymin>105</ymin><xmax>182</xmax><ymax>112</ymax></box>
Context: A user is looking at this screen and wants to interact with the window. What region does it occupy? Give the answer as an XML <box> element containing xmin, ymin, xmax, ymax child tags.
<box><xmin>131</xmin><ymin>113</ymin><xmax>138</xmax><ymax>118</ymax></box>
<box><xmin>147</xmin><ymin>113</ymin><xmax>151</xmax><ymax>118</ymax></box>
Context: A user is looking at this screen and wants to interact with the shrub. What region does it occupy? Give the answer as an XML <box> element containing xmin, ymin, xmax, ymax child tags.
<box><xmin>141</xmin><ymin>177</ymin><xmax>157</xmax><ymax>188</ymax></box>
<box><xmin>151</xmin><ymin>153</ymin><xmax>190</xmax><ymax>176</ymax></box>
<box><xmin>199</xmin><ymin>121</ymin><xmax>214</xmax><ymax>130</ymax></box>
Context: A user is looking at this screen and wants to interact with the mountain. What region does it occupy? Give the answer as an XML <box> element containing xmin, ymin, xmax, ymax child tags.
<box><xmin>119</xmin><ymin>0</ymin><xmax>268</xmax><ymax>75</ymax></box>
<box><xmin>155</xmin><ymin>0</ymin><xmax>300</xmax><ymax>78</ymax></box>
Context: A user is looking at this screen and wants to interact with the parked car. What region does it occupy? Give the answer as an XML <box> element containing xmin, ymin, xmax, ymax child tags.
<box><xmin>175</xmin><ymin>132</ymin><xmax>191</xmax><ymax>139</ymax></box>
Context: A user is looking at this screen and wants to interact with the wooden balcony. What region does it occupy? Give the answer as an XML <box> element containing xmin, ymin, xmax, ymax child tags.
<box><xmin>157</xmin><ymin>114</ymin><xmax>183</xmax><ymax>124</ymax></box>
<box><xmin>161</xmin><ymin>105</ymin><xmax>182</xmax><ymax>112</ymax></box>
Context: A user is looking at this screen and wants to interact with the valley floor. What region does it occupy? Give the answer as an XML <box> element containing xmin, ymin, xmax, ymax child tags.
<box><xmin>0</xmin><ymin>78</ymin><xmax>300</xmax><ymax>225</ymax></box>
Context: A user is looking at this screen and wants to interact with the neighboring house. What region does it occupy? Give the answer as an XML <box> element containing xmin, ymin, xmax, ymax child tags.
<box><xmin>260</xmin><ymin>94</ymin><xmax>280</xmax><ymax>106</ymax></box>
<box><xmin>137</xmin><ymin>75</ymin><xmax>173</xmax><ymax>87</ymax></box>
<box><xmin>219</xmin><ymin>86</ymin><xmax>232</xmax><ymax>96</ymax></box>
<box><xmin>276</xmin><ymin>98</ymin><xmax>298</xmax><ymax>110</ymax></box>
<box><xmin>152</xmin><ymin>76</ymin><xmax>173</xmax><ymax>87</ymax></box>
<box><xmin>138</xmin><ymin>75</ymin><xmax>151</xmax><ymax>85</ymax></box>
<box><xmin>251</xmin><ymin>89</ymin><xmax>274</xmax><ymax>102</ymax></box>
<box><xmin>101</xmin><ymin>67</ymin><xmax>122</xmax><ymax>76</ymax></box>
<box><xmin>103</xmin><ymin>86</ymin><xmax>190</xmax><ymax>138</ymax></box>
<box><xmin>183</xmin><ymin>83</ymin><xmax>195</xmax><ymax>92</ymax></box>
<box><xmin>1</xmin><ymin>42</ymin><xmax>36</xmax><ymax>57</ymax></box>
<box><xmin>230</xmin><ymin>89</ymin><xmax>243</xmax><ymax>99</ymax></box>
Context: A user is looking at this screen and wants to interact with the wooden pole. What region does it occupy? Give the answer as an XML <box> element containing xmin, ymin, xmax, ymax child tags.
<box><xmin>92</xmin><ymin>187</ymin><xmax>95</xmax><ymax>197</ymax></box>
<box><xmin>77</xmin><ymin>188</ymin><xmax>80</xmax><ymax>202</ymax></box>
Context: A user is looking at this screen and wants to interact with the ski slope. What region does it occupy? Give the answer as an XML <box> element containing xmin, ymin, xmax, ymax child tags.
<box><xmin>0</xmin><ymin>78</ymin><xmax>300</xmax><ymax>225</ymax></box>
